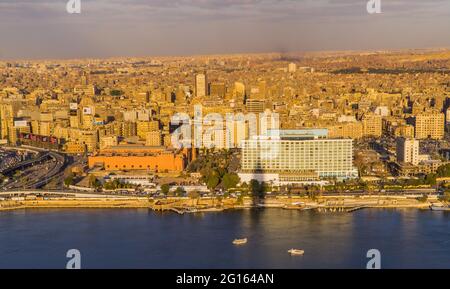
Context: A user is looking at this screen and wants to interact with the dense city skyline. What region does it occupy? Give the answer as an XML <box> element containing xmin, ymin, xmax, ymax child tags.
<box><xmin>1</xmin><ymin>0</ymin><xmax>450</xmax><ymax>271</ymax></box>
<box><xmin>1</xmin><ymin>0</ymin><xmax>450</xmax><ymax>59</ymax></box>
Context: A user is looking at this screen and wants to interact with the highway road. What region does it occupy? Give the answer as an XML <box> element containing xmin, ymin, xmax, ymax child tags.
<box><xmin>0</xmin><ymin>147</ymin><xmax>68</xmax><ymax>190</ymax></box>
<box><xmin>0</xmin><ymin>152</ymin><xmax>51</xmax><ymax>175</ymax></box>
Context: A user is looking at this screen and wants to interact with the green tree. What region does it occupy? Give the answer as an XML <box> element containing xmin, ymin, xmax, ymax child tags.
<box><xmin>103</xmin><ymin>181</ymin><xmax>113</xmax><ymax>190</ymax></box>
<box><xmin>188</xmin><ymin>190</ymin><xmax>200</xmax><ymax>199</ymax></box>
<box><xmin>436</xmin><ymin>164</ymin><xmax>450</xmax><ymax>177</ymax></box>
<box><xmin>187</xmin><ymin>190</ymin><xmax>200</xmax><ymax>205</ymax></box>
<box><xmin>425</xmin><ymin>174</ymin><xmax>437</xmax><ymax>186</ymax></box>
<box><xmin>308</xmin><ymin>190</ymin><xmax>321</xmax><ymax>201</ymax></box>
<box><xmin>104</xmin><ymin>179</ymin><xmax>123</xmax><ymax>190</ymax></box>
<box><xmin>64</xmin><ymin>174</ymin><xmax>75</xmax><ymax>187</ymax></box>
<box><xmin>261</xmin><ymin>182</ymin><xmax>271</xmax><ymax>194</ymax></box>
<box><xmin>207</xmin><ymin>175</ymin><xmax>220</xmax><ymax>191</ymax></box>
<box><xmin>250</xmin><ymin>179</ymin><xmax>265</xmax><ymax>198</ymax></box>
<box><xmin>175</xmin><ymin>187</ymin><xmax>185</xmax><ymax>197</ymax></box>
<box><xmin>161</xmin><ymin>184</ymin><xmax>170</xmax><ymax>195</ymax></box>
<box><xmin>359</xmin><ymin>181</ymin><xmax>369</xmax><ymax>191</ymax></box>
<box><xmin>222</xmin><ymin>173</ymin><xmax>240</xmax><ymax>190</ymax></box>
<box><xmin>89</xmin><ymin>175</ymin><xmax>102</xmax><ymax>189</ymax></box>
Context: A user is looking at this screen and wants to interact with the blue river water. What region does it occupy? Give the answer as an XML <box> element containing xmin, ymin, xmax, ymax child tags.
<box><xmin>0</xmin><ymin>208</ymin><xmax>449</xmax><ymax>269</ymax></box>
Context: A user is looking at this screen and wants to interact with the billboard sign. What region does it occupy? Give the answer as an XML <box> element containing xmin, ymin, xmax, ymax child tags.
<box><xmin>14</xmin><ymin>120</ymin><xmax>28</xmax><ymax>128</ymax></box>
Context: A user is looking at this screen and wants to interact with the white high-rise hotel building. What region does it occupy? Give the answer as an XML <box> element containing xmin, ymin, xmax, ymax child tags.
<box><xmin>396</xmin><ymin>138</ymin><xmax>420</xmax><ymax>166</ymax></box>
<box><xmin>241</xmin><ymin>129</ymin><xmax>357</xmax><ymax>179</ymax></box>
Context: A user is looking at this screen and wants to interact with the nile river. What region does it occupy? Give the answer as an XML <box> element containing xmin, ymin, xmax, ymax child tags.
<box><xmin>0</xmin><ymin>208</ymin><xmax>449</xmax><ymax>269</ymax></box>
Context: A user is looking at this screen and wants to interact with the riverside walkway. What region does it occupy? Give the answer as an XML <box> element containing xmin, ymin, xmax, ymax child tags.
<box><xmin>0</xmin><ymin>190</ymin><xmax>131</xmax><ymax>198</ymax></box>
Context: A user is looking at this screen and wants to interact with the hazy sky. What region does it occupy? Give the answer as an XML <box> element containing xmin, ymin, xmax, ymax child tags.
<box><xmin>0</xmin><ymin>0</ymin><xmax>450</xmax><ymax>59</ymax></box>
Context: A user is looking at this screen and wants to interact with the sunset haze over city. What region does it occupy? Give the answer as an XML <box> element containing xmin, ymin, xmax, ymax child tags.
<box><xmin>0</xmin><ymin>0</ymin><xmax>450</xmax><ymax>59</ymax></box>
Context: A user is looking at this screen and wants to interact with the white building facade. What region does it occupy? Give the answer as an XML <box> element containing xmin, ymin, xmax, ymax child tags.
<box><xmin>241</xmin><ymin>138</ymin><xmax>357</xmax><ymax>179</ymax></box>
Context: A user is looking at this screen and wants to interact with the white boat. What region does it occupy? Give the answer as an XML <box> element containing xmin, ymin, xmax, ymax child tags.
<box><xmin>430</xmin><ymin>204</ymin><xmax>450</xmax><ymax>211</ymax></box>
<box><xmin>232</xmin><ymin>238</ymin><xmax>248</xmax><ymax>245</ymax></box>
<box><xmin>288</xmin><ymin>249</ymin><xmax>305</xmax><ymax>255</ymax></box>
<box><xmin>292</xmin><ymin>202</ymin><xmax>305</xmax><ymax>206</ymax></box>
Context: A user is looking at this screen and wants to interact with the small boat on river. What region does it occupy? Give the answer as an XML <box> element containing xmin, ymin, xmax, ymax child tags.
<box><xmin>288</xmin><ymin>249</ymin><xmax>305</xmax><ymax>256</ymax></box>
<box><xmin>232</xmin><ymin>238</ymin><xmax>248</xmax><ymax>245</ymax></box>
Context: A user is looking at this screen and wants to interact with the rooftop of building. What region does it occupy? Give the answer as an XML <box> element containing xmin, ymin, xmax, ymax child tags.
<box><xmin>266</xmin><ymin>128</ymin><xmax>329</xmax><ymax>140</ymax></box>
